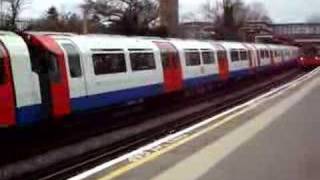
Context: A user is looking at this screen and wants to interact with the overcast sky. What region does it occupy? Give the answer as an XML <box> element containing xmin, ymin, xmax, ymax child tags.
<box><xmin>21</xmin><ymin>0</ymin><xmax>320</xmax><ymax>23</ymax></box>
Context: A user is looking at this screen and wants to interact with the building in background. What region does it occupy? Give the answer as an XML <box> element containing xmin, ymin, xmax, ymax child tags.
<box><xmin>239</xmin><ymin>21</ymin><xmax>273</xmax><ymax>42</ymax></box>
<box><xmin>178</xmin><ymin>21</ymin><xmax>216</xmax><ymax>39</ymax></box>
<box><xmin>160</xmin><ymin>0</ymin><xmax>179</xmax><ymax>36</ymax></box>
<box><xmin>241</xmin><ymin>21</ymin><xmax>320</xmax><ymax>48</ymax></box>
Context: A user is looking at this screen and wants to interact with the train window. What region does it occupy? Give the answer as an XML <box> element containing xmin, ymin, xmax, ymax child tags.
<box><xmin>248</xmin><ymin>51</ymin><xmax>253</xmax><ymax>60</ymax></box>
<box><xmin>202</xmin><ymin>51</ymin><xmax>215</xmax><ymax>64</ymax></box>
<box><xmin>61</xmin><ymin>44</ymin><xmax>82</xmax><ymax>78</ymax></box>
<box><xmin>265</xmin><ymin>50</ymin><xmax>270</xmax><ymax>58</ymax></box>
<box><xmin>91</xmin><ymin>48</ymin><xmax>123</xmax><ymax>52</ymax></box>
<box><xmin>260</xmin><ymin>50</ymin><xmax>265</xmax><ymax>59</ymax></box>
<box><xmin>240</xmin><ymin>51</ymin><xmax>248</xmax><ymax>61</ymax></box>
<box><xmin>286</xmin><ymin>51</ymin><xmax>290</xmax><ymax>57</ymax></box>
<box><xmin>257</xmin><ymin>50</ymin><xmax>260</xmax><ymax>59</ymax></box>
<box><xmin>271</xmin><ymin>51</ymin><xmax>275</xmax><ymax>58</ymax></box>
<box><xmin>130</xmin><ymin>52</ymin><xmax>156</xmax><ymax>71</ymax></box>
<box><xmin>185</xmin><ymin>51</ymin><xmax>201</xmax><ymax>66</ymax></box>
<box><xmin>231</xmin><ymin>50</ymin><xmax>240</xmax><ymax>62</ymax></box>
<box><xmin>93</xmin><ymin>53</ymin><xmax>126</xmax><ymax>75</ymax></box>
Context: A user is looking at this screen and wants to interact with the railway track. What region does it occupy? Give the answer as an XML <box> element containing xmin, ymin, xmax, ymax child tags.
<box><xmin>0</xmin><ymin>68</ymin><xmax>306</xmax><ymax>180</ymax></box>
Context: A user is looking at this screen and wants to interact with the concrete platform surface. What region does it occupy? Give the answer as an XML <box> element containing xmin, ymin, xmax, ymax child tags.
<box><xmin>77</xmin><ymin>69</ymin><xmax>320</xmax><ymax>180</ymax></box>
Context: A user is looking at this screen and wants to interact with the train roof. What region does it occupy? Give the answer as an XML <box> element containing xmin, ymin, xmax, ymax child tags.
<box><xmin>25</xmin><ymin>31</ymin><xmax>77</xmax><ymax>37</ymax></box>
<box><xmin>48</xmin><ymin>34</ymin><xmax>159</xmax><ymax>51</ymax></box>
<box><xmin>217</xmin><ymin>41</ymin><xmax>247</xmax><ymax>50</ymax></box>
<box><xmin>169</xmin><ymin>39</ymin><xmax>215</xmax><ymax>50</ymax></box>
<box><xmin>0</xmin><ymin>31</ymin><xmax>18</xmax><ymax>36</ymax></box>
<box><xmin>25</xmin><ymin>32</ymin><xmax>299</xmax><ymax>52</ymax></box>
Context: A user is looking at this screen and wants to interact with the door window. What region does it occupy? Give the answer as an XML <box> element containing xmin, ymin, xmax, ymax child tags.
<box><xmin>45</xmin><ymin>52</ymin><xmax>61</xmax><ymax>83</ymax></box>
<box><xmin>61</xmin><ymin>43</ymin><xmax>82</xmax><ymax>78</ymax></box>
<box><xmin>217</xmin><ymin>51</ymin><xmax>227</xmax><ymax>60</ymax></box>
<box><xmin>161</xmin><ymin>51</ymin><xmax>180</xmax><ymax>69</ymax></box>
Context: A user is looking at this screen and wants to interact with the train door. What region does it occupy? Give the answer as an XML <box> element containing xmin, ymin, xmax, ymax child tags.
<box><xmin>256</xmin><ymin>49</ymin><xmax>261</xmax><ymax>67</ymax></box>
<box><xmin>248</xmin><ymin>50</ymin><xmax>256</xmax><ymax>72</ymax></box>
<box><xmin>270</xmin><ymin>49</ymin><xmax>275</xmax><ymax>65</ymax></box>
<box><xmin>0</xmin><ymin>43</ymin><xmax>15</xmax><ymax>126</ymax></box>
<box><xmin>243</xmin><ymin>44</ymin><xmax>256</xmax><ymax>73</ymax></box>
<box><xmin>25</xmin><ymin>34</ymin><xmax>71</xmax><ymax>119</ymax></box>
<box><xmin>217</xmin><ymin>50</ymin><xmax>229</xmax><ymax>80</ymax></box>
<box><xmin>212</xmin><ymin>43</ymin><xmax>229</xmax><ymax>80</ymax></box>
<box><xmin>154</xmin><ymin>41</ymin><xmax>183</xmax><ymax>93</ymax></box>
<box><xmin>57</xmin><ymin>40</ymin><xmax>87</xmax><ymax>103</ymax></box>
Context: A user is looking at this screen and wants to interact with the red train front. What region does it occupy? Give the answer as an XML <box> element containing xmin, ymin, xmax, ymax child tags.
<box><xmin>298</xmin><ymin>46</ymin><xmax>320</xmax><ymax>69</ymax></box>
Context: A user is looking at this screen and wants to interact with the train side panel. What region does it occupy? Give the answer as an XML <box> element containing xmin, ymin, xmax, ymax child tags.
<box><xmin>169</xmin><ymin>39</ymin><xmax>220</xmax><ymax>88</ymax></box>
<box><xmin>219</xmin><ymin>42</ymin><xmax>251</xmax><ymax>78</ymax></box>
<box><xmin>153</xmin><ymin>41</ymin><xmax>184</xmax><ymax>93</ymax></box>
<box><xmin>55</xmin><ymin>36</ymin><xmax>164</xmax><ymax>112</ymax></box>
<box><xmin>0</xmin><ymin>33</ymin><xmax>42</xmax><ymax>126</ymax></box>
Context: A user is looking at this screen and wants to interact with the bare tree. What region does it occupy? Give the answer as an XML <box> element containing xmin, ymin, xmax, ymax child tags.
<box><xmin>28</xmin><ymin>5</ymin><xmax>107</xmax><ymax>34</ymax></box>
<box><xmin>6</xmin><ymin>0</ymin><xmax>30</xmax><ymax>30</ymax></box>
<box><xmin>200</xmin><ymin>0</ymin><xmax>223</xmax><ymax>22</ymax></box>
<box><xmin>195</xmin><ymin>0</ymin><xmax>271</xmax><ymax>40</ymax></box>
<box><xmin>245</xmin><ymin>2</ymin><xmax>271</xmax><ymax>22</ymax></box>
<box><xmin>83</xmin><ymin>0</ymin><xmax>160</xmax><ymax>35</ymax></box>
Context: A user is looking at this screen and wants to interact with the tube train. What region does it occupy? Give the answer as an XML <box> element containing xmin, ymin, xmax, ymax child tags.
<box><xmin>0</xmin><ymin>31</ymin><xmax>299</xmax><ymax>127</ymax></box>
<box><xmin>298</xmin><ymin>46</ymin><xmax>320</xmax><ymax>69</ymax></box>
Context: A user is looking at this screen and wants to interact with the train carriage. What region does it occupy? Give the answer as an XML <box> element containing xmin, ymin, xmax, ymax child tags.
<box><xmin>242</xmin><ymin>43</ymin><xmax>260</xmax><ymax>73</ymax></box>
<box><xmin>209</xmin><ymin>42</ymin><xmax>230</xmax><ymax>80</ymax></box>
<box><xmin>152</xmin><ymin>40</ymin><xmax>183</xmax><ymax>93</ymax></box>
<box><xmin>0</xmin><ymin>32</ymin><xmax>42</xmax><ymax>126</ymax></box>
<box><xmin>0</xmin><ymin>31</ymin><xmax>300</xmax><ymax>127</ymax></box>
<box><xmin>254</xmin><ymin>44</ymin><xmax>273</xmax><ymax>70</ymax></box>
<box><xmin>49</xmin><ymin>34</ymin><xmax>165</xmax><ymax>112</ymax></box>
<box><xmin>217</xmin><ymin>41</ymin><xmax>251</xmax><ymax>78</ymax></box>
<box><xmin>168</xmin><ymin>39</ymin><xmax>220</xmax><ymax>88</ymax></box>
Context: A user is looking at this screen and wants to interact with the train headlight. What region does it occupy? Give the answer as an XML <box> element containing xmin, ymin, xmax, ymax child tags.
<box><xmin>300</xmin><ymin>57</ymin><xmax>304</xmax><ymax>61</ymax></box>
<box><xmin>316</xmin><ymin>56</ymin><xmax>320</xmax><ymax>60</ymax></box>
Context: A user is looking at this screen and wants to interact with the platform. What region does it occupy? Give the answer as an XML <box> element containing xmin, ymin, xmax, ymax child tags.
<box><xmin>71</xmin><ymin>68</ymin><xmax>320</xmax><ymax>180</ymax></box>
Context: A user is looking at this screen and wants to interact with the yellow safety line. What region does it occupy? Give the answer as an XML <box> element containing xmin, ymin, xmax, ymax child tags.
<box><xmin>99</xmin><ymin>111</ymin><xmax>245</xmax><ymax>180</ymax></box>
<box><xmin>98</xmin><ymin>70</ymin><xmax>319</xmax><ymax>180</ymax></box>
<box><xmin>98</xmin><ymin>69</ymin><xmax>320</xmax><ymax>180</ymax></box>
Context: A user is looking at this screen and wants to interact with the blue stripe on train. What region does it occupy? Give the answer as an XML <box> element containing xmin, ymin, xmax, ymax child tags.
<box><xmin>16</xmin><ymin>84</ymin><xmax>164</xmax><ymax>125</ymax></box>
<box><xmin>15</xmin><ymin>67</ymin><xmax>281</xmax><ymax>126</ymax></box>
<box><xmin>73</xmin><ymin>74</ymin><xmax>226</xmax><ymax>112</ymax></box>
<box><xmin>184</xmin><ymin>74</ymin><xmax>220</xmax><ymax>88</ymax></box>
<box><xmin>16</xmin><ymin>104</ymin><xmax>42</xmax><ymax>126</ymax></box>
<box><xmin>70</xmin><ymin>83</ymin><xmax>164</xmax><ymax>112</ymax></box>
<box><xmin>229</xmin><ymin>69</ymin><xmax>251</xmax><ymax>78</ymax></box>
<box><xmin>184</xmin><ymin>69</ymin><xmax>252</xmax><ymax>88</ymax></box>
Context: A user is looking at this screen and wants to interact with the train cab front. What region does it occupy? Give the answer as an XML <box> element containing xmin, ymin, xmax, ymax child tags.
<box><xmin>298</xmin><ymin>46</ymin><xmax>320</xmax><ymax>69</ymax></box>
<box><xmin>21</xmin><ymin>32</ymin><xmax>71</xmax><ymax>120</ymax></box>
<box><xmin>0</xmin><ymin>36</ymin><xmax>16</xmax><ymax>127</ymax></box>
<box><xmin>298</xmin><ymin>55</ymin><xmax>320</xmax><ymax>69</ymax></box>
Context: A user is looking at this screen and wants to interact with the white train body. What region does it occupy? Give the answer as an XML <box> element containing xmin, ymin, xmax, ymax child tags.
<box><xmin>0</xmin><ymin>32</ymin><xmax>299</xmax><ymax>127</ymax></box>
